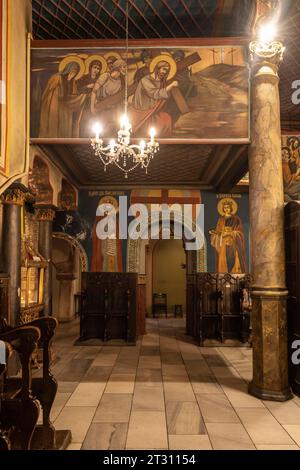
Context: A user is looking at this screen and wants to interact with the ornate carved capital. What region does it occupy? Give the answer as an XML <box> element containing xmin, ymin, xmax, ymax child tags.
<box><xmin>249</xmin><ymin>40</ymin><xmax>285</xmax><ymax>66</ymax></box>
<box><xmin>35</xmin><ymin>207</ymin><xmax>56</xmax><ymax>222</ymax></box>
<box><xmin>1</xmin><ymin>186</ymin><xmax>27</xmax><ymax>206</ymax></box>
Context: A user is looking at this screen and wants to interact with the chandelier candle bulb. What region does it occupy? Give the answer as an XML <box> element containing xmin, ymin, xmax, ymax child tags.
<box><xmin>93</xmin><ymin>122</ymin><xmax>102</xmax><ymax>142</ymax></box>
<box><xmin>149</xmin><ymin>127</ymin><xmax>156</xmax><ymax>144</ymax></box>
<box><xmin>110</xmin><ymin>139</ymin><xmax>115</xmax><ymax>153</ymax></box>
<box><xmin>140</xmin><ymin>140</ymin><xmax>146</xmax><ymax>155</ymax></box>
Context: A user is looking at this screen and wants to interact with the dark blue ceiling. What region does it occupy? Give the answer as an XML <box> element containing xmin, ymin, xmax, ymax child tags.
<box><xmin>32</xmin><ymin>0</ymin><xmax>256</xmax><ymax>40</ymax></box>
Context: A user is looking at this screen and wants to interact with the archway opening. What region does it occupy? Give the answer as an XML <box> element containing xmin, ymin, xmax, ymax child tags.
<box><xmin>152</xmin><ymin>239</ymin><xmax>186</xmax><ymax>317</ymax></box>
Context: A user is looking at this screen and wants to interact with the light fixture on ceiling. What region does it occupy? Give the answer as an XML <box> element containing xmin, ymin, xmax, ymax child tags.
<box><xmin>258</xmin><ymin>21</ymin><xmax>277</xmax><ymax>44</ymax></box>
<box><xmin>91</xmin><ymin>0</ymin><xmax>159</xmax><ymax>179</ymax></box>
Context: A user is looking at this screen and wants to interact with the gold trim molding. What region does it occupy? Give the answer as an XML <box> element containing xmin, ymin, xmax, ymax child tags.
<box><xmin>249</xmin><ymin>40</ymin><xmax>285</xmax><ymax>65</ymax></box>
<box><xmin>35</xmin><ymin>207</ymin><xmax>56</xmax><ymax>222</ymax></box>
<box><xmin>0</xmin><ymin>187</ymin><xmax>27</xmax><ymax>205</ymax></box>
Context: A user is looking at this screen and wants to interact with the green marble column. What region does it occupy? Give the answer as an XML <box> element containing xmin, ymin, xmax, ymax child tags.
<box><xmin>248</xmin><ymin>40</ymin><xmax>292</xmax><ymax>401</ymax></box>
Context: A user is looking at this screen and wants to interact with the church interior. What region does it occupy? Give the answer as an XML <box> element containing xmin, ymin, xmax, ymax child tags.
<box><xmin>1</xmin><ymin>0</ymin><xmax>300</xmax><ymax>453</ymax></box>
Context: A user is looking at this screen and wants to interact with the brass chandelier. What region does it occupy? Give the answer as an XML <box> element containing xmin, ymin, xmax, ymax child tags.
<box><xmin>91</xmin><ymin>0</ymin><xmax>159</xmax><ymax>178</ymax></box>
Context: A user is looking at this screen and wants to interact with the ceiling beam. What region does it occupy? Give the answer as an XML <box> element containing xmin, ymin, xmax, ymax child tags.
<box><xmin>215</xmin><ymin>145</ymin><xmax>249</xmax><ymax>192</ymax></box>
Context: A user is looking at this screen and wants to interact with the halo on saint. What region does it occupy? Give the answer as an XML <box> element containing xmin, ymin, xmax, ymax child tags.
<box><xmin>99</xmin><ymin>195</ymin><xmax>119</xmax><ymax>214</ymax></box>
<box><xmin>104</xmin><ymin>52</ymin><xmax>122</xmax><ymax>62</ymax></box>
<box><xmin>59</xmin><ymin>55</ymin><xmax>85</xmax><ymax>80</ymax></box>
<box><xmin>149</xmin><ymin>54</ymin><xmax>177</xmax><ymax>80</ymax></box>
<box><xmin>217</xmin><ymin>197</ymin><xmax>238</xmax><ymax>216</ymax></box>
<box><xmin>84</xmin><ymin>55</ymin><xmax>107</xmax><ymax>75</ymax></box>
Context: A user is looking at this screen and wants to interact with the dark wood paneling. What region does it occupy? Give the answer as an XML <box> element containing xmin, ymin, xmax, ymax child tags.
<box><xmin>285</xmin><ymin>201</ymin><xmax>300</xmax><ymax>396</ymax></box>
<box><xmin>194</xmin><ymin>272</ymin><xmax>251</xmax><ymax>345</ymax></box>
<box><xmin>80</xmin><ymin>272</ymin><xmax>137</xmax><ymax>343</ymax></box>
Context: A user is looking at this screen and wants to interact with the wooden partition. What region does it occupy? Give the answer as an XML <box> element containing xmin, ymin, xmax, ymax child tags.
<box><xmin>79</xmin><ymin>272</ymin><xmax>138</xmax><ymax>343</ymax></box>
<box><xmin>285</xmin><ymin>202</ymin><xmax>300</xmax><ymax>396</ymax></box>
<box><xmin>193</xmin><ymin>273</ymin><xmax>251</xmax><ymax>345</ymax></box>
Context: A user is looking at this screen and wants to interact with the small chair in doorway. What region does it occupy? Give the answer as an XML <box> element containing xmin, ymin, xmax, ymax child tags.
<box><xmin>152</xmin><ymin>293</ymin><xmax>167</xmax><ymax>318</ymax></box>
<box><xmin>174</xmin><ymin>304</ymin><xmax>183</xmax><ymax>318</ymax></box>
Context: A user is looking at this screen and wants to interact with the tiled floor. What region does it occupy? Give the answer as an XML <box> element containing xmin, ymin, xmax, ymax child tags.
<box><xmin>48</xmin><ymin>317</ymin><xmax>300</xmax><ymax>450</ymax></box>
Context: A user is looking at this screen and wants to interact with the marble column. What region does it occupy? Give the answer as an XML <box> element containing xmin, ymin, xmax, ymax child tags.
<box><xmin>248</xmin><ymin>40</ymin><xmax>292</xmax><ymax>401</ymax></box>
<box><xmin>1</xmin><ymin>183</ymin><xmax>27</xmax><ymax>326</ymax></box>
<box><xmin>35</xmin><ymin>205</ymin><xmax>56</xmax><ymax>317</ymax></box>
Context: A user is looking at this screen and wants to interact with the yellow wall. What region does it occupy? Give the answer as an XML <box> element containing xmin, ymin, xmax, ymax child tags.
<box><xmin>153</xmin><ymin>239</ymin><xmax>186</xmax><ymax>314</ymax></box>
<box><xmin>0</xmin><ymin>0</ymin><xmax>32</xmax><ymax>193</ymax></box>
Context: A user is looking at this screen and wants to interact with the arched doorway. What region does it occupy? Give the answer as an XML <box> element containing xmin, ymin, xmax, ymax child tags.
<box><xmin>152</xmin><ymin>239</ymin><xmax>186</xmax><ymax>317</ymax></box>
<box><xmin>127</xmin><ymin>212</ymin><xmax>207</xmax><ymax>335</ymax></box>
<box><xmin>52</xmin><ymin>232</ymin><xmax>88</xmax><ymax>322</ymax></box>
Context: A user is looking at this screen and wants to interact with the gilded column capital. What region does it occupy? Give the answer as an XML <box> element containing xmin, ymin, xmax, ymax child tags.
<box><xmin>249</xmin><ymin>40</ymin><xmax>285</xmax><ymax>66</ymax></box>
<box><xmin>0</xmin><ymin>184</ymin><xmax>28</xmax><ymax>206</ymax></box>
<box><xmin>35</xmin><ymin>206</ymin><xmax>56</xmax><ymax>222</ymax></box>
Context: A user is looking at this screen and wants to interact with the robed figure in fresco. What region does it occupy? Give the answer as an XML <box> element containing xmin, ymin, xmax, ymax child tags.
<box><xmin>39</xmin><ymin>57</ymin><xmax>87</xmax><ymax>138</ymax></box>
<box><xmin>91</xmin><ymin>196</ymin><xmax>123</xmax><ymax>273</ymax></box>
<box><xmin>210</xmin><ymin>198</ymin><xmax>247</xmax><ymax>273</ymax></box>
<box><xmin>130</xmin><ymin>55</ymin><xmax>178</xmax><ymax>137</ymax></box>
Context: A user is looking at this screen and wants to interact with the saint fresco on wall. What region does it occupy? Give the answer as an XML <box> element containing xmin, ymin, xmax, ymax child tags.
<box><xmin>31</xmin><ymin>44</ymin><xmax>250</xmax><ymax>142</ymax></box>
<box><xmin>91</xmin><ymin>195</ymin><xmax>123</xmax><ymax>273</ymax></box>
<box><xmin>209</xmin><ymin>197</ymin><xmax>247</xmax><ymax>273</ymax></box>
<box><xmin>282</xmin><ymin>135</ymin><xmax>300</xmax><ymax>201</ymax></box>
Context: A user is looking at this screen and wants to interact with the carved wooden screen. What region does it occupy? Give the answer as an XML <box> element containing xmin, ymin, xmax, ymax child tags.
<box><xmin>218</xmin><ymin>273</ymin><xmax>241</xmax><ymax>342</ymax></box>
<box><xmin>80</xmin><ymin>272</ymin><xmax>137</xmax><ymax>343</ymax></box>
<box><xmin>196</xmin><ymin>273</ymin><xmax>219</xmax><ymax>344</ymax></box>
<box><xmin>194</xmin><ymin>273</ymin><xmax>251</xmax><ymax>345</ymax></box>
<box><xmin>285</xmin><ymin>202</ymin><xmax>300</xmax><ymax>396</ymax></box>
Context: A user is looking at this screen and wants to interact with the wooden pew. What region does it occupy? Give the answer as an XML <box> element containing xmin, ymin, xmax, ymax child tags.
<box><xmin>0</xmin><ymin>317</ymin><xmax>71</xmax><ymax>450</ymax></box>
<box><xmin>0</xmin><ymin>325</ymin><xmax>41</xmax><ymax>449</ymax></box>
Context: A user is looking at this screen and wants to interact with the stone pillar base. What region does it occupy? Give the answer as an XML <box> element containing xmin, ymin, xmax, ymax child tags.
<box><xmin>249</xmin><ymin>289</ymin><xmax>293</xmax><ymax>402</ymax></box>
<box><xmin>248</xmin><ymin>382</ymin><xmax>292</xmax><ymax>402</ymax></box>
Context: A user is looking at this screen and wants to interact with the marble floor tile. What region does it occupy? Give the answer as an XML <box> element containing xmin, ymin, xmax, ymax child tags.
<box><xmin>220</xmin><ymin>379</ymin><xmax>265</xmax><ymax>408</ymax></box>
<box><xmin>66</xmin><ymin>382</ymin><xmax>105</xmax><ymax>407</ymax></box>
<box><xmin>135</xmin><ymin>368</ymin><xmax>163</xmax><ymax>387</ymax></box>
<box><xmin>93</xmin><ymin>393</ymin><xmax>132</xmax><ymax>423</ymax></box>
<box><xmin>162</xmin><ymin>364</ymin><xmax>188</xmax><ymax>377</ymax></box>
<box><xmin>74</xmin><ymin>347</ymin><xmax>102</xmax><ymax>360</ymax></box>
<box><xmin>92</xmin><ymin>353</ymin><xmax>119</xmax><ymax>367</ymax></box>
<box><xmin>82</xmin><ymin>423</ymin><xmax>128</xmax><ymax>450</ymax></box>
<box><xmin>191</xmin><ymin>376</ymin><xmax>223</xmax><ymax>394</ymax></box>
<box><xmin>164</xmin><ymin>381</ymin><xmax>196</xmax><ymax>402</ymax></box>
<box><xmin>82</xmin><ymin>365</ymin><xmax>113</xmax><ymax>383</ymax></box>
<box><xmin>161</xmin><ymin>352</ymin><xmax>183</xmax><ymax>365</ymax></box>
<box><xmin>256</xmin><ymin>445</ymin><xmax>300</xmax><ymax>450</ymax></box>
<box><xmin>169</xmin><ymin>435</ymin><xmax>212</xmax><ymax>450</ymax></box>
<box><xmin>196</xmin><ymin>393</ymin><xmax>240</xmax><ymax>423</ymax></box>
<box><xmin>105</xmin><ymin>373</ymin><xmax>136</xmax><ymax>394</ymax></box>
<box><xmin>283</xmin><ymin>425</ymin><xmax>300</xmax><ymax>445</ymax></box>
<box><xmin>67</xmin><ymin>443</ymin><xmax>82</xmax><ymax>450</ymax></box>
<box><xmin>236</xmin><ymin>408</ymin><xmax>295</xmax><ymax>445</ymax></box>
<box><xmin>126</xmin><ymin>411</ymin><xmax>168</xmax><ymax>449</ymax></box>
<box><xmin>206</xmin><ymin>423</ymin><xmax>256</xmax><ymax>450</ymax></box>
<box><xmin>132</xmin><ymin>386</ymin><xmax>165</xmax><ymax>411</ymax></box>
<box><xmin>57</xmin><ymin>359</ymin><xmax>93</xmax><ymax>382</ymax></box>
<box><xmin>54</xmin><ymin>406</ymin><xmax>96</xmax><ymax>443</ymax></box>
<box><xmin>138</xmin><ymin>355</ymin><xmax>162</xmax><ymax>369</ymax></box>
<box><xmin>51</xmin><ymin>392</ymin><xmax>72</xmax><ymax>421</ymax></box>
<box><xmin>166</xmin><ymin>402</ymin><xmax>206</xmax><ymax>435</ymax></box>
<box><xmin>57</xmin><ymin>381</ymin><xmax>79</xmax><ymax>393</ymax></box>
<box><xmin>264</xmin><ymin>400</ymin><xmax>300</xmax><ymax>425</ymax></box>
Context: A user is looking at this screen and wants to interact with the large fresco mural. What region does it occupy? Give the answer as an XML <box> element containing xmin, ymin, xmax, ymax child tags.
<box><xmin>31</xmin><ymin>44</ymin><xmax>250</xmax><ymax>142</ymax></box>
